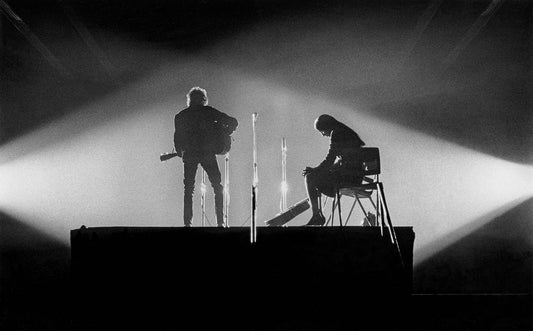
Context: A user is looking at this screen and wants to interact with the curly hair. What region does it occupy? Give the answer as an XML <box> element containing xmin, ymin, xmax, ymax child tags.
<box><xmin>187</xmin><ymin>87</ymin><xmax>208</xmax><ymax>106</ymax></box>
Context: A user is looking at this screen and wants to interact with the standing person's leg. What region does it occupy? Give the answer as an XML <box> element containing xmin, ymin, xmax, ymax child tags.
<box><xmin>183</xmin><ymin>157</ymin><xmax>199</xmax><ymax>227</ymax></box>
<box><xmin>201</xmin><ymin>155</ymin><xmax>224</xmax><ymax>227</ymax></box>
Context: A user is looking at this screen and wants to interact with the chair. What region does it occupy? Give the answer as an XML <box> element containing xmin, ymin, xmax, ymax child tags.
<box><xmin>323</xmin><ymin>147</ymin><xmax>400</xmax><ymax>247</ymax></box>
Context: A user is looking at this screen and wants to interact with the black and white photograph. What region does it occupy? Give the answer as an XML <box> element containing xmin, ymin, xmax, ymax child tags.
<box><xmin>1</xmin><ymin>0</ymin><xmax>532</xmax><ymax>330</ymax></box>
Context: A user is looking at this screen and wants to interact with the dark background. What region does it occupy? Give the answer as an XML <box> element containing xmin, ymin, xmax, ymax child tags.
<box><xmin>1</xmin><ymin>0</ymin><xmax>531</xmax><ymax>163</ymax></box>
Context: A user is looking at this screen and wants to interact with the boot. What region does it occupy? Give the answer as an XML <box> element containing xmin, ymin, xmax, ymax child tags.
<box><xmin>306</xmin><ymin>212</ymin><xmax>325</xmax><ymax>226</ymax></box>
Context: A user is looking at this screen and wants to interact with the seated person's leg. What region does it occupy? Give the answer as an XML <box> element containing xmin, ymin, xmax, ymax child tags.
<box><xmin>305</xmin><ymin>169</ymin><xmax>338</xmax><ymax>226</ymax></box>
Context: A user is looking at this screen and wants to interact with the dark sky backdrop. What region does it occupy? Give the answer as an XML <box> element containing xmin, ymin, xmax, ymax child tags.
<box><xmin>2</xmin><ymin>0</ymin><xmax>531</xmax><ymax>164</ymax></box>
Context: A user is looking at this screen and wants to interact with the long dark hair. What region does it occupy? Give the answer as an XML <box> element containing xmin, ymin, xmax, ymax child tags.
<box><xmin>314</xmin><ymin>114</ymin><xmax>365</xmax><ymax>147</ymax></box>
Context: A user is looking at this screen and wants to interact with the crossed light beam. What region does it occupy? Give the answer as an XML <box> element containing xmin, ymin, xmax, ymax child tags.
<box><xmin>1</xmin><ymin>0</ymin><xmax>530</xmax><ymax>266</ymax></box>
<box><xmin>1</xmin><ymin>59</ymin><xmax>531</xmax><ymax>259</ymax></box>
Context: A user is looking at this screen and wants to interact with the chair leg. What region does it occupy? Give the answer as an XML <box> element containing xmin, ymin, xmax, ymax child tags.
<box><xmin>379</xmin><ymin>200</ymin><xmax>385</xmax><ymax>236</ymax></box>
<box><xmin>367</xmin><ymin>196</ymin><xmax>378</xmax><ymax>227</ymax></box>
<box><xmin>344</xmin><ymin>199</ymin><xmax>358</xmax><ymax>226</ymax></box>
<box><xmin>368</xmin><ymin>196</ymin><xmax>378</xmax><ymax>213</ymax></box>
<box><xmin>355</xmin><ymin>196</ymin><xmax>368</xmax><ymax>224</ymax></box>
<box><xmin>336</xmin><ymin>189</ymin><xmax>342</xmax><ymax>226</ymax></box>
<box><xmin>331</xmin><ymin>191</ymin><xmax>336</xmax><ymax>227</ymax></box>
<box><xmin>317</xmin><ymin>194</ymin><xmax>323</xmax><ymax>218</ymax></box>
<box><xmin>372</xmin><ymin>190</ymin><xmax>380</xmax><ymax>228</ymax></box>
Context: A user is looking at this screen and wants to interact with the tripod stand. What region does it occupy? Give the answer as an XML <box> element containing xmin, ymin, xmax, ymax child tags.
<box><xmin>323</xmin><ymin>182</ymin><xmax>404</xmax><ymax>269</ymax></box>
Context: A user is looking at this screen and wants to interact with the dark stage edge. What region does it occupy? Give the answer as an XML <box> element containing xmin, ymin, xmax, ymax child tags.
<box><xmin>67</xmin><ymin>227</ymin><xmax>532</xmax><ymax>331</ymax></box>
<box><xmin>70</xmin><ymin>226</ymin><xmax>413</xmax><ymax>330</ymax></box>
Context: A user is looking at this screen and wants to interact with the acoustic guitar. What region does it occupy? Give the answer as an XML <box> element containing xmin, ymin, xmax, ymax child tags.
<box><xmin>160</xmin><ymin>125</ymin><xmax>233</xmax><ymax>162</ymax></box>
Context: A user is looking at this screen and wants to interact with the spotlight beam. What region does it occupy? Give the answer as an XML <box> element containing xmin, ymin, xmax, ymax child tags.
<box><xmin>58</xmin><ymin>0</ymin><xmax>116</xmax><ymax>80</ymax></box>
<box><xmin>0</xmin><ymin>0</ymin><xmax>72</xmax><ymax>78</ymax></box>
<box><xmin>442</xmin><ymin>0</ymin><xmax>506</xmax><ymax>70</ymax></box>
<box><xmin>415</xmin><ymin>195</ymin><xmax>530</xmax><ymax>265</ymax></box>
<box><xmin>386</xmin><ymin>0</ymin><xmax>444</xmax><ymax>81</ymax></box>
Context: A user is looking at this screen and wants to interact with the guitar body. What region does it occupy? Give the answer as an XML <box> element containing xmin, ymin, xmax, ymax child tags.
<box><xmin>161</xmin><ymin>124</ymin><xmax>233</xmax><ymax>162</ymax></box>
<box><xmin>215</xmin><ymin>133</ymin><xmax>232</xmax><ymax>155</ymax></box>
<box><xmin>212</xmin><ymin>123</ymin><xmax>234</xmax><ymax>155</ymax></box>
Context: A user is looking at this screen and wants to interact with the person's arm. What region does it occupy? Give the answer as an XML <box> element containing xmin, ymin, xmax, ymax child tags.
<box><xmin>210</xmin><ymin>107</ymin><xmax>238</xmax><ymax>133</ymax></box>
<box><xmin>303</xmin><ymin>136</ymin><xmax>337</xmax><ymax>176</ymax></box>
<box><xmin>315</xmin><ymin>132</ymin><xmax>337</xmax><ymax>171</ymax></box>
<box><xmin>173</xmin><ymin>114</ymin><xmax>185</xmax><ymax>157</ymax></box>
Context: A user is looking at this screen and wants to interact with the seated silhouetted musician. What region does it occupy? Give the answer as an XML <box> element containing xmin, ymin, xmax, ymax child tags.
<box><xmin>302</xmin><ymin>114</ymin><xmax>365</xmax><ymax>226</ymax></box>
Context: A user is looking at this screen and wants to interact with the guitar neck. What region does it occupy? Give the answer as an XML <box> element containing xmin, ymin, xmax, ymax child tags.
<box><xmin>160</xmin><ymin>152</ymin><xmax>178</xmax><ymax>162</ymax></box>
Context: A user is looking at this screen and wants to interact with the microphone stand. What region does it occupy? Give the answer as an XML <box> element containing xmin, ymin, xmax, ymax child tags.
<box><xmin>251</xmin><ymin>113</ymin><xmax>258</xmax><ymax>243</ymax></box>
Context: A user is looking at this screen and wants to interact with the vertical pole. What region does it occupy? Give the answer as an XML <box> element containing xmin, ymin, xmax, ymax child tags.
<box><xmin>0</xmin><ymin>13</ymin><xmax>3</xmax><ymax>142</ymax></box>
<box><xmin>280</xmin><ymin>138</ymin><xmax>287</xmax><ymax>212</ymax></box>
<box><xmin>336</xmin><ymin>190</ymin><xmax>342</xmax><ymax>226</ymax></box>
<box><xmin>251</xmin><ymin>113</ymin><xmax>258</xmax><ymax>243</ymax></box>
<box><xmin>201</xmin><ymin>170</ymin><xmax>206</xmax><ymax>227</ymax></box>
<box><xmin>224</xmin><ymin>153</ymin><xmax>230</xmax><ymax>227</ymax></box>
<box><xmin>377</xmin><ymin>183</ymin><xmax>404</xmax><ymax>269</ymax></box>
<box><xmin>376</xmin><ymin>175</ymin><xmax>381</xmax><ymax>229</ymax></box>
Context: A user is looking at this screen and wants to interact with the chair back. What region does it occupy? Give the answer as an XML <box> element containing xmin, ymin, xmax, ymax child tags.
<box><xmin>360</xmin><ymin>147</ymin><xmax>380</xmax><ymax>176</ymax></box>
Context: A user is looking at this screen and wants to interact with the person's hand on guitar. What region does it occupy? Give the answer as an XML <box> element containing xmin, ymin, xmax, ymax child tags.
<box><xmin>302</xmin><ymin>166</ymin><xmax>315</xmax><ymax>176</ymax></box>
<box><xmin>174</xmin><ymin>146</ymin><xmax>184</xmax><ymax>158</ymax></box>
<box><xmin>221</xmin><ymin>123</ymin><xmax>237</xmax><ymax>135</ymax></box>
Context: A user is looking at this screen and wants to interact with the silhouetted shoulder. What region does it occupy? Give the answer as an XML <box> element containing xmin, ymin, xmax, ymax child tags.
<box><xmin>203</xmin><ymin>105</ymin><xmax>223</xmax><ymax>114</ymax></box>
<box><xmin>332</xmin><ymin>123</ymin><xmax>364</xmax><ymax>147</ymax></box>
<box><xmin>175</xmin><ymin>108</ymin><xmax>189</xmax><ymax>118</ymax></box>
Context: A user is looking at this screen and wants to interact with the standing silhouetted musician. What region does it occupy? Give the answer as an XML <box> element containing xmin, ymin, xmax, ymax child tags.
<box><xmin>303</xmin><ymin>114</ymin><xmax>365</xmax><ymax>226</ymax></box>
<box><xmin>174</xmin><ymin>87</ymin><xmax>238</xmax><ymax>227</ymax></box>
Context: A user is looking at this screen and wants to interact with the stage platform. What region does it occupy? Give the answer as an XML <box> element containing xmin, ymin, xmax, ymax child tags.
<box><xmin>71</xmin><ymin>226</ymin><xmax>414</xmax><ymax>330</ymax></box>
